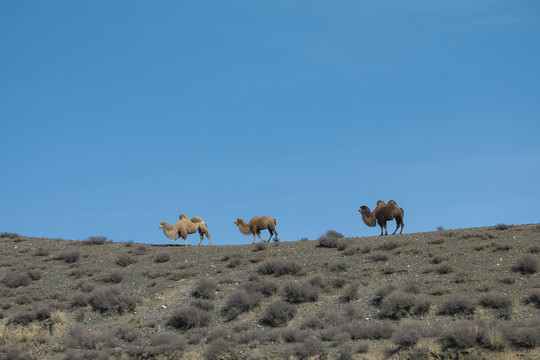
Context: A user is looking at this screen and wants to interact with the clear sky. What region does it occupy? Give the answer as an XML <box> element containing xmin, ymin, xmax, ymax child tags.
<box><xmin>1</xmin><ymin>1</ymin><xmax>539</xmax><ymax>245</ymax></box>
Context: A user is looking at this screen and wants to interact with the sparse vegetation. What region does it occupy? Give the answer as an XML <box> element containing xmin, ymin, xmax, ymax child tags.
<box><xmin>513</xmin><ymin>254</ymin><xmax>538</xmax><ymax>274</ymax></box>
<box><xmin>0</xmin><ymin>224</ymin><xmax>539</xmax><ymax>358</ymax></box>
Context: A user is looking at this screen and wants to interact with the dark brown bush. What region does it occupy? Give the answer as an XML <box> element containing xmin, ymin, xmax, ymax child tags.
<box><xmin>513</xmin><ymin>254</ymin><xmax>538</xmax><ymax>275</ymax></box>
<box><xmin>154</xmin><ymin>252</ymin><xmax>170</xmax><ymax>263</ymax></box>
<box><xmin>241</xmin><ymin>275</ymin><xmax>278</xmax><ymax>296</ymax></box>
<box><xmin>66</xmin><ymin>326</ymin><xmax>119</xmax><ymax>351</ymax></box>
<box><xmin>282</xmin><ymin>281</ymin><xmax>319</xmax><ymax>304</ymax></box>
<box><xmin>393</xmin><ymin>324</ymin><xmax>422</xmax><ymax>347</ymax></box>
<box><xmin>205</xmin><ymin>339</ymin><xmax>238</xmax><ymax>360</ymax></box>
<box><xmin>260</xmin><ymin>300</ymin><xmax>296</xmax><ymax>327</ymax></box>
<box><xmin>316</xmin><ymin>230</ymin><xmax>344</xmax><ymax>249</ymax></box>
<box><xmin>116</xmin><ymin>253</ymin><xmax>136</xmax><ymax>267</ymax></box>
<box><xmin>528</xmin><ymin>245</ymin><xmax>540</xmax><ymax>254</ymax></box>
<box><xmin>348</xmin><ymin>320</ymin><xmax>395</xmax><ymax>340</ymax></box>
<box><xmin>369</xmin><ymin>251</ymin><xmax>389</xmax><ymax>262</ymax></box>
<box><xmin>286</xmin><ymin>337</ymin><xmax>323</xmax><ymax>360</ymax></box>
<box><xmin>378</xmin><ymin>239</ymin><xmax>400</xmax><ymax>251</ymax></box>
<box><xmin>167</xmin><ymin>305</ymin><xmax>212</xmax><ymax>330</ymax></box>
<box><xmin>479</xmin><ymin>292</ymin><xmax>512</xmax><ymax>312</ymax></box>
<box><xmin>221</xmin><ymin>289</ymin><xmax>262</xmax><ymax>321</ymax></box>
<box><xmin>57</xmin><ymin>251</ymin><xmax>80</xmax><ymax>263</ymax></box>
<box><xmin>87</xmin><ymin>286</ymin><xmax>139</xmax><ymax>314</ymax></box>
<box><xmin>2</xmin><ymin>271</ymin><xmax>31</xmax><ymax>288</ymax></box>
<box><xmin>524</xmin><ymin>289</ymin><xmax>540</xmax><ymax>308</ymax></box>
<box><xmin>82</xmin><ymin>236</ymin><xmax>108</xmax><ymax>245</ymax></box>
<box><xmin>9</xmin><ymin>304</ymin><xmax>52</xmax><ymax>325</ymax></box>
<box><xmin>506</xmin><ymin>320</ymin><xmax>540</xmax><ymax>348</ymax></box>
<box><xmin>340</xmin><ymin>284</ymin><xmax>359</xmax><ymax>303</ymax></box>
<box><xmin>100</xmin><ymin>270</ymin><xmax>124</xmax><ymax>283</ymax></box>
<box><xmin>33</xmin><ymin>248</ymin><xmax>49</xmax><ymax>256</ymax></box>
<box><xmin>438</xmin><ymin>294</ymin><xmax>475</xmax><ymax>317</ymax></box>
<box><xmin>436</xmin><ymin>263</ymin><xmax>454</xmax><ymax>274</ymax></box>
<box><xmin>372</xmin><ymin>283</ymin><xmax>397</xmax><ymax>305</ymax></box>
<box><xmin>133</xmin><ymin>332</ymin><xmax>186</xmax><ymax>358</ymax></box>
<box><xmin>258</xmin><ymin>260</ymin><xmax>302</xmax><ymax>277</ymax></box>
<box><xmin>378</xmin><ymin>291</ymin><xmax>430</xmax><ymax>320</ymax></box>
<box><xmin>192</xmin><ymin>277</ymin><xmax>218</xmax><ymax>300</ymax></box>
<box><xmin>441</xmin><ymin>321</ymin><xmax>479</xmax><ymax>349</ymax></box>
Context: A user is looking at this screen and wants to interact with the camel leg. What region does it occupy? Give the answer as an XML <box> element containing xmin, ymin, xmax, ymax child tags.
<box><xmin>196</xmin><ymin>232</ymin><xmax>204</xmax><ymax>246</ymax></box>
<box><xmin>392</xmin><ymin>220</ymin><xmax>400</xmax><ymax>235</ymax></box>
<box><xmin>266</xmin><ymin>229</ymin><xmax>274</xmax><ymax>242</ymax></box>
<box><xmin>206</xmin><ymin>232</ymin><xmax>211</xmax><ymax>246</ymax></box>
<box><xmin>253</xmin><ymin>233</ymin><xmax>257</xmax><ymax>244</ymax></box>
<box><xmin>257</xmin><ymin>232</ymin><xmax>267</xmax><ymax>243</ymax></box>
<box><xmin>181</xmin><ymin>233</ymin><xmax>188</xmax><ymax>246</ymax></box>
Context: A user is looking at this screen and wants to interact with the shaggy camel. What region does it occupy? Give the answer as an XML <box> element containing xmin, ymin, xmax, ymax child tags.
<box><xmin>359</xmin><ymin>200</ymin><xmax>404</xmax><ymax>236</ymax></box>
<box><xmin>234</xmin><ymin>216</ymin><xmax>278</xmax><ymax>244</ymax></box>
<box><xmin>159</xmin><ymin>214</ymin><xmax>211</xmax><ymax>246</ymax></box>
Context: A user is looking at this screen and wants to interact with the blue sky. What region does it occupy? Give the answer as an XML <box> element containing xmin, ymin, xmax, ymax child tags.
<box><xmin>1</xmin><ymin>1</ymin><xmax>539</xmax><ymax>245</ymax></box>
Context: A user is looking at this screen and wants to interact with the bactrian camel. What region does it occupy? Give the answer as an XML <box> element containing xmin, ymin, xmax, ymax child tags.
<box><xmin>159</xmin><ymin>213</ymin><xmax>211</xmax><ymax>246</ymax></box>
<box><xmin>234</xmin><ymin>216</ymin><xmax>278</xmax><ymax>244</ymax></box>
<box><xmin>359</xmin><ymin>200</ymin><xmax>404</xmax><ymax>236</ymax></box>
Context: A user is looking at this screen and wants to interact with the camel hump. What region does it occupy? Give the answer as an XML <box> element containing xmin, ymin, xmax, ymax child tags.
<box><xmin>273</xmin><ymin>218</ymin><xmax>277</xmax><ymax>226</ymax></box>
<box><xmin>179</xmin><ymin>213</ymin><xmax>188</xmax><ymax>220</ymax></box>
<box><xmin>191</xmin><ymin>216</ymin><xmax>204</xmax><ymax>223</ymax></box>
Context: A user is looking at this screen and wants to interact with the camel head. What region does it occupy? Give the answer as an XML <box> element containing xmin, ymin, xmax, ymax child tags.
<box><xmin>359</xmin><ymin>206</ymin><xmax>369</xmax><ymax>214</ymax></box>
<box><xmin>159</xmin><ymin>221</ymin><xmax>169</xmax><ymax>229</ymax></box>
<box><xmin>234</xmin><ymin>218</ymin><xmax>242</xmax><ymax>226</ymax></box>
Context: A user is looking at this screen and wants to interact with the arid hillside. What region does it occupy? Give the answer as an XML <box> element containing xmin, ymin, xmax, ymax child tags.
<box><xmin>1</xmin><ymin>224</ymin><xmax>539</xmax><ymax>360</ymax></box>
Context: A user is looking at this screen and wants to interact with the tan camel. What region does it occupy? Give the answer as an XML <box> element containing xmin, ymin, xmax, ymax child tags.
<box><xmin>159</xmin><ymin>214</ymin><xmax>211</xmax><ymax>246</ymax></box>
<box><xmin>234</xmin><ymin>216</ymin><xmax>278</xmax><ymax>244</ymax></box>
<box><xmin>359</xmin><ymin>200</ymin><xmax>404</xmax><ymax>236</ymax></box>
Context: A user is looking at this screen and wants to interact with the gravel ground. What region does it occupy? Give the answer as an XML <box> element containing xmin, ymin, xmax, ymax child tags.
<box><xmin>0</xmin><ymin>224</ymin><xmax>539</xmax><ymax>359</ymax></box>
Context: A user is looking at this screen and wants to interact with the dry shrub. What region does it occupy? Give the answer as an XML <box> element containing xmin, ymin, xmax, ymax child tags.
<box><xmin>240</xmin><ymin>275</ymin><xmax>278</xmax><ymax>296</ymax></box>
<box><xmin>286</xmin><ymin>337</ymin><xmax>323</xmax><ymax>359</ymax></box>
<box><xmin>441</xmin><ymin>321</ymin><xmax>479</xmax><ymax>349</ymax></box>
<box><xmin>82</xmin><ymin>236</ymin><xmax>108</xmax><ymax>245</ymax></box>
<box><xmin>369</xmin><ymin>251</ymin><xmax>389</xmax><ymax>262</ymax></box>
<box><xmin>479</xmin><ymin>292</ymin><xmax>512</xmax><ymax>317</ymax></box>
<box><xmin>154</xmin><ymin>252</ymin><xmax>170</xmax><ymax>263</ymax></box>
<box><xmin>513</xmin><ymin>254</ymin><xmax>538</xmax><ymax>275</ymax></box>
<box><xmin>527</xmin><ymin>245</ymin><xmax>540</xmax><ymax>254</ymax></box>
<box><xmin>9</xmin><ymin>304</ymin><xmax>52</xmax><ymax>325</ymax></box>
<box><xmin>282</xmin><ymin>281</ymin><xmax>319</xmax><ymax>304</ymax></box>
<box><xmin>205</xmin><ymin>339</ymin><xmax>239</xmax><ymax>360</ymax></box>
<box><xmin>258</xmin><ymin>260</ymin><xmax>302</xmax><ymax>277</ymax></box>
<box><xmin>100</xmin><ymin>270</ymin><xmax>124</xmax><ymax>283</ymax></box>
<box><xmin>260</xmin><ymin>300</ymin><xmax>296</xmax><ymax>327</ymax></box>
<box><xmin>116</xmin><ymin>253</ymin><xmax>136</xmax><ymax>267</ymax></box>
<box><xmin>133</xmin><ymin>332</ymin><xmax>186</xmax><ymax>358</ymax></box>
<box><xmin>167</xmin><ymin>305</ymin><xmax>212</xmax><ymax>330</ymax></box>
<box><xmin>2</xmin><ymin>270</ymin><xmax>31</xmax><ymax>288</ymax></box>
<box><xmin>438</xmin><ymin>294</ymin><xmax>475</xmax><ymax>317</ymax></box>
<box><xmin>221</xmin><ymin>290</ymin><xmax>262</xmax><ymax>321</ymax></box>
<box><xmin>317</xmin><ymin>230</ymin><xmax>344</xmax><ymax>249</ymax></box>
<box><xmin>87</xmin><ymin>286</ymin><xmax>139</xmax><ymax>314</ymax></box>
<box><xmin>192</xmin><ymin>277</ymin><xmax>218</xmax><ymax>300</ymax></box>
<box><xmin>436</xmin><ymin>263</ymin><xmax>454</xmax><ymax>274</ymax></box>
<box><xmin>378</xmin><ymin>239</ymin><xmax>400</xmax><ymax>251</ymax></box>
<box><xmin>348</xmin><ymin>320</ymin><xmax>395</xmax><ymax>340</ymax></box>
<box><xmin>378</xmin><ymin>291</ymin><xmax>430</xmax><ymax>320</ymax></box>
<box><xmin>393</xmin><ymin>324</ymin><xmax>422</xmax><ymax>347</ymax></box>
<box><xmin>56</xmin><ymin>251</ymin><xmax>80</xmax><ymax>263</ymax></box>
<box><xmin>524</xmin><ymin>289</ymin><xmax>540</xmax><ymax>308</ymax></box>
<box><xmin>0</xmin><ymin>342</ymin><xmax>37</xmax><ymax>360</ymax></box>
<box><xmin>340</xmin><ymin>284</ymin><xmax>359</xmax><ymax>303</ymax></box>
<box><xmin>506</xmin><ymin>320</ymin><xmax>540</xmax><ymax>348</ymax></box>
